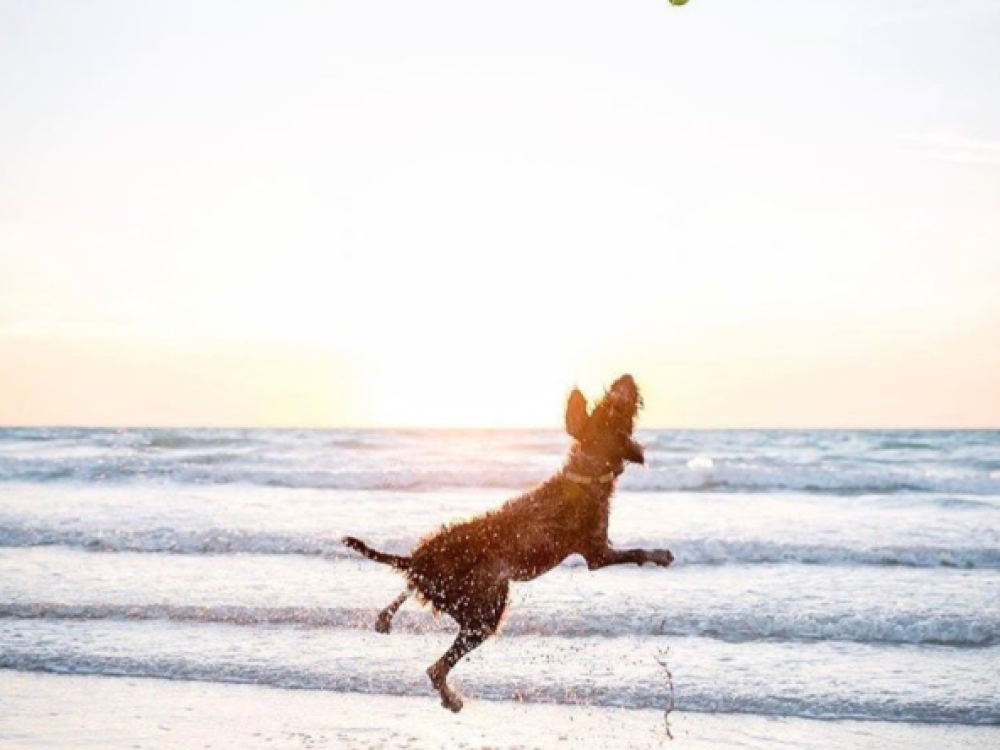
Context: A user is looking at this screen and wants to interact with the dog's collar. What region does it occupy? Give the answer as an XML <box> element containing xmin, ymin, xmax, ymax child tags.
<box><xmin>564</xmin><ymin>470</ymin><xmax>617</xmax><ymax>486</ymax></box>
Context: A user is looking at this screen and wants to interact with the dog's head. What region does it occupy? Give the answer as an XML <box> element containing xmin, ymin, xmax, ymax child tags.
<box><xmin>565</xmin><ymin>374</ymin><xmax>644</xmax><ymax>473</ymax></box>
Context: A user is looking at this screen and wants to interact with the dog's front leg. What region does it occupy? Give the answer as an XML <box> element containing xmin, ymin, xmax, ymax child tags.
<box><xmin>583</xmin><ymin>545</ymin><xmax>674</xmax><ymax>570</ymax></box>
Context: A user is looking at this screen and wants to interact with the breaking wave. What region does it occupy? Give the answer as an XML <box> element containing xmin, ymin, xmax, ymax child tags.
<box><xmin>1</xmin><ymin>524</ymin><xmax>997</xmax><ymax>569</ymax></box>
<box><xmin>2</xmin><ymin>461</ymin><xmax>999</xmax><ymax>495</ymax></box>
<box><xmin>3</xmin><ymin>602</ymin><xmax>997</xmax><ymax>647</ymax></box>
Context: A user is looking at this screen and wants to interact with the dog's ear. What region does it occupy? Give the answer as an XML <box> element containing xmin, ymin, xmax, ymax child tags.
<box><xmin>565</xmin><ymin>388</ymin><xmax>590</xmax><ymax>440</ymax></box>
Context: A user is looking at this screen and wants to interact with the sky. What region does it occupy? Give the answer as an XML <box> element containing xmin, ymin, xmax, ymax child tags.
<box><xmin>1</xmin><ymin>0</ymin><xmax>999</xmax><ymax>428</ymax></box>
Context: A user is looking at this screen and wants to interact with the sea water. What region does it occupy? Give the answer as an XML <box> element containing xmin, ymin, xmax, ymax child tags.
<box><xmin>1</xmin><ymin>428</ymin><xmax>998</xmax><ymax>733</ymax></box>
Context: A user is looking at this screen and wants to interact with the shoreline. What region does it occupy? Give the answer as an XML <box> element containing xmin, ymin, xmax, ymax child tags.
<box><xmin>2</xmin><ymin>670</ymin><xmax>997</xmax><ymax>750</ymax></box>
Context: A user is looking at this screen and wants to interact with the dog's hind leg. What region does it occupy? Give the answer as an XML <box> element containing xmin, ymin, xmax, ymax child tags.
<box><xmin>427</xmin><ymin>581</ymin><xmax>509</xmax><ymax>712</ymax></box>
<box><xmin>375</xmin><ymin>589</ymin><xmax>410</xmax><ymax>634</ymax></box>
<box><xmin>427</xmin><ymin>626</ymin><xmax>490</xmax><ymax>713</ymax></box>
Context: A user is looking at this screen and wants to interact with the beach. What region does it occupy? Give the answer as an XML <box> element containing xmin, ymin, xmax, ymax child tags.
<box><xmin>1</xmin><ymin>428</ymin><xmax>998</xmax><ymax>747</ymax></box>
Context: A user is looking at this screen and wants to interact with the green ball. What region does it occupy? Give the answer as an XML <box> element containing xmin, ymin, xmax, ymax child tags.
<box><xmin>669</xmin><ymin>0</ymin><xmax>690</xmax><ymax>5</ymax></box>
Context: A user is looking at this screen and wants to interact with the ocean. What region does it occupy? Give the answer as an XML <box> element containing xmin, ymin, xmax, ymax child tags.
<box><xmin>1</xmin><ymin>428</ymin><xmax>998</xmax><ymax>747</ymax></box>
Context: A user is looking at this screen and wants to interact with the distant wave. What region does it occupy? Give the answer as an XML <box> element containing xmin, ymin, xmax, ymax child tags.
<box><xmin>3</xmin><ymin>427</ymin><xmax>999</xmax><ymax>494</ymax></box>
<box><xmin>145</xmin><ymin>433</ymin><xmax>248</xmax><ymax>450</ymax></box>
<box><xmin>625</xmin><ymin>465</ymin><xmax>1000</xmax><ymax>496</ymax></box>
<box><xmin>2</xmin><ymin>524</ymin><xmax>997</xmax><ymax>569</ymax></box>
<box><xmin>3</xmin><ymin>602</ymin><xmax>997</xmax><ymax>647</ymax></box>
<box><xmin>3</xmin><ymin>652</ymin><xmax>996</xmax><ymax>725</ymax></box>
<box><xmin>2</xmin><ymin>461</ymin><xmax>999</xmax><ymax>495</ymax></box>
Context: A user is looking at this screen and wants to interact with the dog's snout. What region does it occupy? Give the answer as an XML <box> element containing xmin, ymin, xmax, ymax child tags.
<box><xmin>625</xmin><ymin>438</ymin><xmax>645</xmax><ymax>465</ymax></box>
<box><xmin>611</xmin><ymin>374</ymin><xmax>638</xmax><ymax>400</ymax></box>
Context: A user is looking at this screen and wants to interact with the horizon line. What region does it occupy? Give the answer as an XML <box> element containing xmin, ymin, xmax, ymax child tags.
<box><xmin>1</xmin><ymin>424</ymin><xmax>998</xmax><ymax>432</ymax></box>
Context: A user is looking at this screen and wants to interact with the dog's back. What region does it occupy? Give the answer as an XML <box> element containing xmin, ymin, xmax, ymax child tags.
<box><xmin>407</xmin><ymin>474</ymin><xmax>610</xmax><ymax>607</ymax></box>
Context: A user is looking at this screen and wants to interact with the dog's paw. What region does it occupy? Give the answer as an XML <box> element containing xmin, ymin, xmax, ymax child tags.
<box><xmin>428</xmin><ymin>666</ymin><xmax>464</xmax><ymax>712</ymax></box>
<box><xmin>440</xmin><ymin>689</ymin><xmax>464</xmax><ymax>713</ymax></box>
<box><xmin>375</xmin><ymin>615</ymin><xmax>391</xmax><ymax>634</ymax></box>
<box><xmin>652</xmin><ymin>549</ymin><xmax>675</xmax><ymax>567</ymax></box>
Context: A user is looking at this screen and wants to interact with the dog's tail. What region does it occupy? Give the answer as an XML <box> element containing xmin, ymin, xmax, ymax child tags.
<box><xmin>342</xmin><ymin>536</ymin><xmax>411</xmax><ymax>570</ymax></box>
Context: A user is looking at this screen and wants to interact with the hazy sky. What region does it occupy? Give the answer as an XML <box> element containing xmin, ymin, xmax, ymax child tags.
<box><xmin>2</xmin><ymin>0</ymin><xmax>999</xmax><ymax>427</ymax></box>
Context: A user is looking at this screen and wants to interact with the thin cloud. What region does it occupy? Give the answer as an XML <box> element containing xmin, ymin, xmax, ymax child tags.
<box><xmin>890</xmin><ymin>132</ymin><xmax>1000</xmax><ymax>167</ymax></box>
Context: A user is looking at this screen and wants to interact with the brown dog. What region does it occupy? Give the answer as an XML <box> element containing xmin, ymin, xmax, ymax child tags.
<box><xmin>343</xmin><ymin>374</ymin><xmax>674</xmax><ymax>712</ymax></box>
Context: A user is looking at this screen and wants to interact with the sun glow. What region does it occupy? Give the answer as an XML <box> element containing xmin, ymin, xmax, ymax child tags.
<box><xmin>2</xmin><ymin>1</ymin><xmax>999</xmax><ymax>428</ymax></box>
<box><xmin>365</xmin><ymin>345</ymin><xmax>578</xmax><ymax>428</ymax></box>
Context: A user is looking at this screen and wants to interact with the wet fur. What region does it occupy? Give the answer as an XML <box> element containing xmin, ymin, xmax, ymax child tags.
<box><xmin>343</xmin><ymin>374</ymin><xmax>673</xmax><ymax>712</ymax></box>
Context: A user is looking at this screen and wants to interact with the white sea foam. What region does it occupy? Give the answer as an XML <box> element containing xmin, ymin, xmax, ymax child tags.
<box><xmin>2</xmin><ymin>601</ymin><xmax>996</xmax><ymax>647</ymax></box>
<box><xmin>2</xmin><ymin>523</ymin><xmax>996</xmax><ymax>569</ymax></box>
<box><xmin>3</xmin><ymin>462</ymin><xmax>999</xmax><ymax>494</ymax></box>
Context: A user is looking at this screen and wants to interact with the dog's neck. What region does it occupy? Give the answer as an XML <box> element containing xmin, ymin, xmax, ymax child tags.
<box><xmin>562</xmin><ymin>445</ymin><xmax>623</xmax><ymax>488</ymax></box>
<box><xmin>563</xmin><ymin>468</ymin><xmax>616</xmax><ymax>486</ymax></box>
